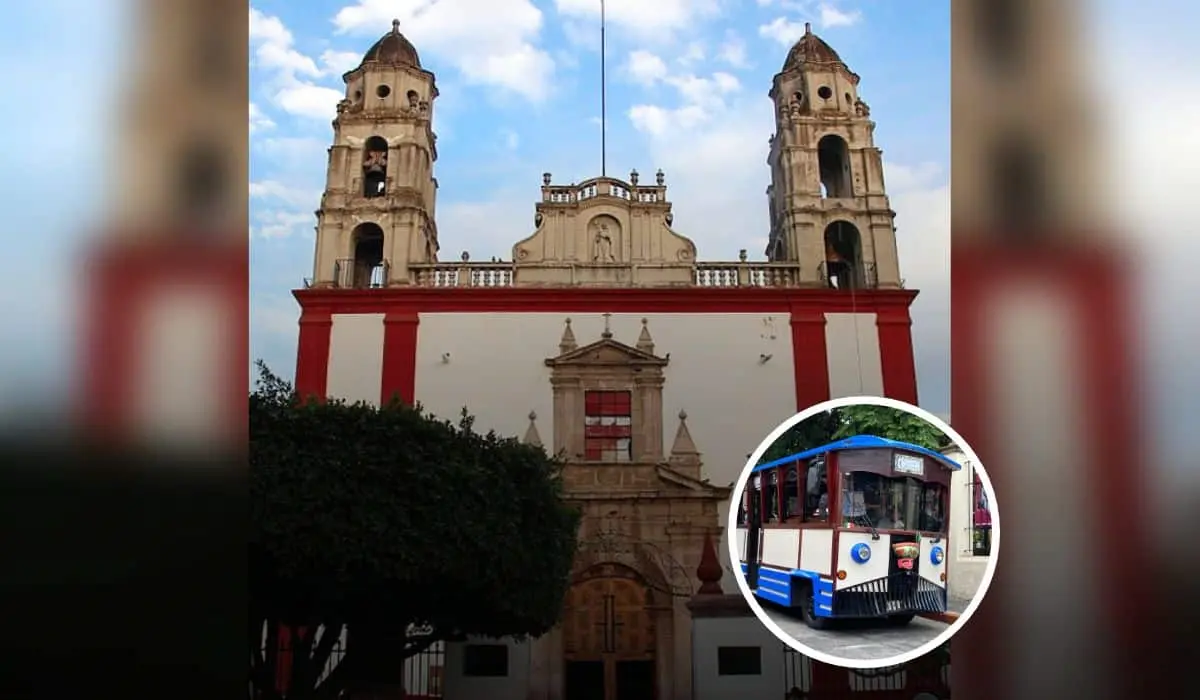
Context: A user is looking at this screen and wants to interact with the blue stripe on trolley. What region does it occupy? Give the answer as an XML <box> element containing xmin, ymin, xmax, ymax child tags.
<box><xmin>741</xmin><ymin>563</ymin><xmax>836</xmax><ymax>615</ymax></box>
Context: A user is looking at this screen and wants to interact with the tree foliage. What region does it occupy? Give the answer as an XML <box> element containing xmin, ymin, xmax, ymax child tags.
<box><xmin>759</xmin><ymin>404</ymin><xmax>950</xmax><ymax>464</ymax></box>
<box><xmin>250</xmin><ymin>362</ymin><xmax>581</xmax><ymax>699</ymax></box>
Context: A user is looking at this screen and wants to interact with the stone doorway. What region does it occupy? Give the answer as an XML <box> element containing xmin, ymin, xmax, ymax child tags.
<box><xmin>562</xmin><ymin>565</ymin><xmax>656</xmax><ymax>700</ymax></box>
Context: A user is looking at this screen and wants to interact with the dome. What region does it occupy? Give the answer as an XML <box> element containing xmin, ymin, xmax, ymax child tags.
<box><xmin>782</xmin><ymin>23</ymin><xmax>845</xmax><ymax>72</ymax></box>
<box><xmin>358</xmin><ymin>19</ymin><xmax>422</xmax><ymax>70</ymax></box>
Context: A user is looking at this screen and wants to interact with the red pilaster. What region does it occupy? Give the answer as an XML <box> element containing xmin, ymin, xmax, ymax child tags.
<box><xmin>380</xmin><ymin>311</ymin><xmax>420</xmax><ymax>405</ymax></box>
<box><xmin>949</xmin><ymin>243</ymin><xmax>1149</xmax><ymax>700</ymax></box>
<box><xmin>294</xmin><ymin>310</ymin><xmax>332</xmax><ymax>401</ymax></box>
<box><xmin>876</xmin><ymin>305</ymin><xmax>918</xmax><ymax>403</ymax></box>
<box><xmin>789</xmin><ymin>309</ymin><xmax>830</xmax><ymax>410</ymax></box>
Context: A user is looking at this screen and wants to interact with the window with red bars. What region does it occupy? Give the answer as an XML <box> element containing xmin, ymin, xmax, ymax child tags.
<box><xmin>584</xmin><ymin>390</ymin><xmax>633</xmax><ymax>462</ymax></box>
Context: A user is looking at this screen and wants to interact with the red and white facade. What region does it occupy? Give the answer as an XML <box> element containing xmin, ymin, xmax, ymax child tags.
<box><xmin>293</xmin><ymin>287</ymin><xmax>919</xmax><ymax>492</ymax></box>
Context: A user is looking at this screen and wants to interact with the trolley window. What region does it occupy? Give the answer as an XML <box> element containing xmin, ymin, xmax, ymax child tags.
<box><xmin>763</xmin><ymin>470</ymin><xmax>780</xmax><ymax>523</ymax></box>
<box><xmin>804</xmin><ymin>458</ymin><xmax>829</xmax><ymax>522</ymax></box>
<box><xmin>781</xmin><ymin>462</ymin><xmax>801</xmax><ymax>520</ymax></box>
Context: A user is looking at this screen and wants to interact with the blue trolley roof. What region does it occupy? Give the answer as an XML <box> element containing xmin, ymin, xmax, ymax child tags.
<box><xmin>751</xmin><ymin>434</ymin><xmax>961</xmax><ymax>473</ymax></box>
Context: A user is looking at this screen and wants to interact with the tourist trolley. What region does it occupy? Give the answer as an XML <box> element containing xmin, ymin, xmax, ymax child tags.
<box><xmin>736</xmin><ymin>435</ymin><xmax>960</xmax><ymax>628</ymax></box>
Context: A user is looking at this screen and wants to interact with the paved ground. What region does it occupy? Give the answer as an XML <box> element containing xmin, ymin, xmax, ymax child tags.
<box><xmin>762</xmin><ymin>597</ymin><xmax>970</xmax><ymax>663</ymax></box>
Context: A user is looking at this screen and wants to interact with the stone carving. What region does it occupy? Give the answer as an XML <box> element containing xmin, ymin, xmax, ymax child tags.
<box><xmin>855</xmin><ymin>98</ymin><xmax>871</xmax><ymax>116</ymax></box>
<box><xmin>363</xmin><ymin>150</ymin><xmax>387</xmax><ymax>172</ymax></box>
<box><xmin>407</xmin><ymin>91</ymin><xmax>419</xmax><ymax>111</ymax></box>
<box><xmin>534</xmin><ymin>212</ymin><xmax>543</xmax><ymax>228</ymax></box>
<box><xmin>592</xmin><ymin>223</ymin><xmax>616</xmax><ymax>262</ymax></box>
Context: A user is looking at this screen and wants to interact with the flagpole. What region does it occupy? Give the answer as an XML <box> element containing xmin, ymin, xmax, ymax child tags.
<box><xmin>600</xmin><ymin>0</ymin><xmax>607</xmax><ymax>178</ymax></box>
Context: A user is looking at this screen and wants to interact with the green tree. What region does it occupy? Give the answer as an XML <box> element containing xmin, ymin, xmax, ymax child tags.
<box><xmin>760</xmin><ymin>405</ymin><xmax>949</xmax><ymax>464</ymax></box>
<box><xmin>830</xmin><ymin>405</ymin><xmax>949</xmax><ymax>450</ymax></box>
<box><xmin>250</xmin><ymin>362</ymin><xmax>581</xmax><ymax>700</ymax></box>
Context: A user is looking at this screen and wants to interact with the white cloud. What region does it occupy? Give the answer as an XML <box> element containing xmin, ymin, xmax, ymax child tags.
<box><xmin>250</xmin><ymin>103</ymin><xmax>275</xmax><ymax>132</ymax></box>
<box><xmin>250</xmin><ymin>8</ymin><xmax>322</xmax><ymax>77</ymax></box>
<box><xmin>250</xmin><ymin>181</ymin><xmax>323</xmax><ymax>238</ymax></box>
<box><xmin>717</xmin><ymin>32</ymin><xmax>749</xmax><ymax>68</ymax></box>
<box><xmin>319</xmin><ymin>49</ymin><xmax>362</xmax><ymax>76</ymax></box>
<box><xmin>883</xmin><ymin>161</ymin><xmax>944</xmax><ymax>194</ymax></box>
<box><xmin>626</xmin><ymin>50</ymin><xmax>668</xmax><ymax>86</ymax></box>
<box><xmin>758</xmin><ymin>1</ymin><xmax>863</xmax><ymax>46</ymax></box>
<box><xmin>251</xmin><ymin>9</ymin><xmax>346</xmax><ymax>120</ymax></box>
<box><xmin>275</xmin><ymin>83</ymin><xmax>344</xmax><ymax>121</ymax></box>
<box><xmin>332</xmin><ymin>0</ymin><xmax>554</xmax><ymax>101</ymax></box>
<box><xmin>253</xmin><ymin>209</ymin><xmax>316</xmax><ymax>239</ymax></box>
<box><xmin>554</xmin><ymin>0</ymin><xmax>719</xmax><ymax>35</ymax></box>
<box><xmin>677</xmin><ymin>41</ymin><xmax>706</xmax><ymax>67</ymax></box>
<box><xmin>758</xmin><ymin>17</ymin><xmax>807</xmax><ymax>46</ymax></box>
<box><xmin>819</xmin><ymin>2</ymin><xmax>862</xmax><ymax>28</ymax></box>
<box><xmin>624</xmin><ymin>53</ymin><xmax>743</xmax><ymax>138</ymax></box>
<box><xmin>250</xmin><ymin>180</ymin><xmax>321</xmax><ymax>208</ymax></box>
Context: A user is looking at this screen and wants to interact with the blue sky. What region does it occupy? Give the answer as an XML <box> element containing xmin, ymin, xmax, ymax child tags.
<box><xmin>249</xmin><ymin>0</ymin><xmax>953</xmax><ymax>411</ymax></box>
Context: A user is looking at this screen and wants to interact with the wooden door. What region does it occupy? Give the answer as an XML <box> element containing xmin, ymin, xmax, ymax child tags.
<box><xmin>562</xmin><ymin>570</ymin><xmax>656</xmax><ymax>700</ymax></box>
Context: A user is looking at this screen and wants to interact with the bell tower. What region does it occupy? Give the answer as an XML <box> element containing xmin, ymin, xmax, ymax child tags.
<box><xmin>765</xmin><ymin>23</ymin><xmax>901</xmax><ymax>289</ymax></box>
<box><xmin>311</xmin><ymin>19</ymin><xmax>440</xmax><ymax>289</ymax></box>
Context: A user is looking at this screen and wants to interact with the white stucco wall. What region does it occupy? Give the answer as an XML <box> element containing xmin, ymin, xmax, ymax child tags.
<box><xmin>442</xmin><ymin>638</ymin><xmax>530</xmax><ymax>700</ymax></box>
<box><xmin>321</xmin><ymin>310</ymin><xmax>886</xmax><ymax>488</ymax></box>
<box><xmin>133</xmin><ymin>288</ymin><xmax>226</xmax><ymax>445</ymax></box>
<box><xmin>691</xmin><ymin>616</ymin><xmax>793</xmax><ymax>700</ymax></box>
<box><xmin>824</xmin><ymin>312</ymin><xmax>884</xmax><ymax>397</ymax></box>
<box><xmin>326</xmin><ymin>313</ymin><xmax>385</xmax><ymax>405</ymax></box>
<box><xmin>412</xmin><ymin>313</ymin><xmax>800</xmax><ymax>490</ymax></box>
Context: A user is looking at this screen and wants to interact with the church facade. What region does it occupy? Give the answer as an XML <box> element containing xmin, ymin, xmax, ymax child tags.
<box><xmin>293</xmin><ymin>20</ymin><xmax>926</xmax><ymax>700</ymax></box>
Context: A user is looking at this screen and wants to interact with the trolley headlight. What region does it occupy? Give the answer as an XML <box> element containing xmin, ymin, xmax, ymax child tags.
<box><xmin>850</xmin><ymin>543</ymin><xmax>872</xmax><ymax>564</ymax></box>
<box><xmin>930</xmin><ymin>546</ymin><xmax>945</xmax><ymax>566</ymax></box>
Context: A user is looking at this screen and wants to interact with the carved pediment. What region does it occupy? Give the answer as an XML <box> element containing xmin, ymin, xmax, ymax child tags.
<box><xmin>545</xmin><ymin>337</ymin><xmax>668</xmax><ymax>368</ymax></box>
<box><xmin>512</xmin><ymin>175</ymin><xmax>698</xmax><ymax>272</ymax></box>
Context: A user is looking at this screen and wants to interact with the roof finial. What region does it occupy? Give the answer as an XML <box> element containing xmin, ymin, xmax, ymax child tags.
<box><xmin>804</xmin><ymin>22</ymin><xmax>812</xmax><ymax>35</ymax></box>
<box><xmin>392</xmin><ymin>18</ymin><xmax>401</xmax><ymax>33</ymax></box>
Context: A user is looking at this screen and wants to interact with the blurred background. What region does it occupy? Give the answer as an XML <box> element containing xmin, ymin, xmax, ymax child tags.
<box><xmin>0</xmin><ymin>0</ymin><xmax>1194</xmax><ymax>696</ymax></box>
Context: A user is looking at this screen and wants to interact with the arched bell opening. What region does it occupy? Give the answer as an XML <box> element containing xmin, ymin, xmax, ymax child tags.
<box><xmin>343</xmin><ymin>222</ymin><xmax>386</xmax><ymax>288</ymax></box>
<box><xmin>817</xmin><ymin>134</ymin><xmax>853</xmax><ymax>198</ymax></box>
<box><xmin>362</xmin><ymin>136</ymin><xmax>389</xmax><ymax>198</ymax></box>
<box><xmin>823</xmin><ymin>220</ymin><xmax>863</xmax><ymax>290</ymax></box>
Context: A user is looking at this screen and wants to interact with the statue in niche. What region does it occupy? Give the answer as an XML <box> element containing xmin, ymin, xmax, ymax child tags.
<box><xmin>592</xmin><ymin>222</ymin><xmax>616</xmax><ymax>263</ymax></box>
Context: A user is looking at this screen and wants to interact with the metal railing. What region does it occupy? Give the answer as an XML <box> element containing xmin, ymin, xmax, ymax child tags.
<box><xmin>256</xmin><ymin>623</ymin><xmax>444</xmax><ymax>698</ymax></box>
<box><xmin>332</xmin><ymin>258</ymin><xmax>390</xmax><ymax>289</ymax></box>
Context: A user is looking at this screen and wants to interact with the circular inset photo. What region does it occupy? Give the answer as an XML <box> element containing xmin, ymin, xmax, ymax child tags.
<box><xmin>726</xmin><ymin>396</ymin><xmax>999</xmax><ymax>669</ymax></box>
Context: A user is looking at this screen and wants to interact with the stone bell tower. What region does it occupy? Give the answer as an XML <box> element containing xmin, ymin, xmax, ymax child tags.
<box><xmin>112</xmin><ymin>0</ymin><xmax>246</xmax><ymax>236</ymax></box>
<box><xmin>311</xmin><ymin>19</ymin><xmax>440</xmax><ymax>289</ymax></box>
<box><xmin>765</xmin><ymin>23</ymin><xmax>901</xmax><ymax>290</ymax></box>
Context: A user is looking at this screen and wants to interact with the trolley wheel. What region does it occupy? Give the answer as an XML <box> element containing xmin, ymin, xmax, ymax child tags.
<box><xmin>799</xmin><ymin>583</ymin><xmax>831</xmax><ymax>629</ymax></box>
<box><xmin>886</xmin><ymin>613</ymin><xmax>915</xmax><ymax>626</ymax></box>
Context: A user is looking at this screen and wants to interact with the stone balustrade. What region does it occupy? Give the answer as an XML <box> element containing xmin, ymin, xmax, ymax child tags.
<box><xmin>308</xmin><ymin>260</ymin><xmax>900</xmax><ymax>289</ymax></box>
